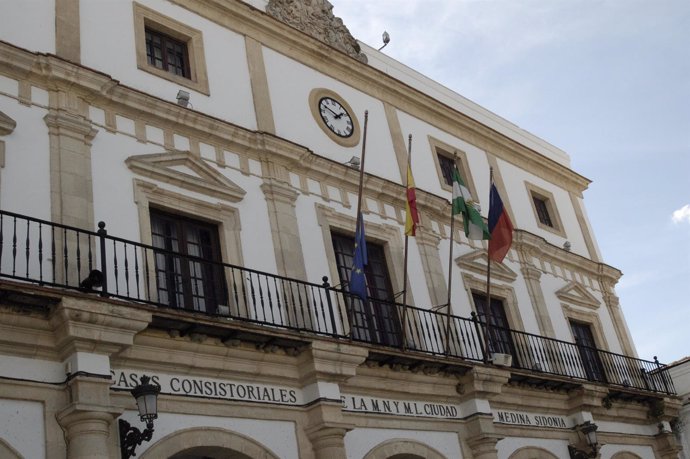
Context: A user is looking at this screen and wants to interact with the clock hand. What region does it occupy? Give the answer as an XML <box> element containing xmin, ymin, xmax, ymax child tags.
<box><xmin>322</xmin><ymin>105</ymin><xmax>340</xmax><ymax>118</ymax></box>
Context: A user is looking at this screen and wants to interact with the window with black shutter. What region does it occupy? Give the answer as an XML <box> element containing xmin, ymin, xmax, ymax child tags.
<box><xmin>150</xmin><ymin>209</ymin><xmax>226</xmax><ymax>313</ymax></box>
<box><xmin>331</xmin><ymin>232</ymin><xmax>401</xmax><ymax>346</ymax></box>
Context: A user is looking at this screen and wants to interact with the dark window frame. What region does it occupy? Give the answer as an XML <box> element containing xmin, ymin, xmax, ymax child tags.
<box><xmin>532</xmin><ymin>194</ymin><xmax>554</xmax><ymax>228</ymax></box>
<box><xmin>150</xmin><ymin>208</ymin><xmax>226</xmax><ymax>313</ymax></box>
<box><xmin>145</xmin><ymin>27</ymin><xmax>191</xmax><ymax>79</ymax></box>
<box><xmin>331</xmin><ymin>231</ymin><xmax>401</xmax><ymax>346</ymax></box>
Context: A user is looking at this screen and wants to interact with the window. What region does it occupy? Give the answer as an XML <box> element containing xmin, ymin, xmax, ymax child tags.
<box><xmin>332</xmin><ymin>232</ymin><xmax>401</xmax><ymax>346</ymax></box>
<box><xmin>525</xmin><ymin>182</ymin><xmax>566</xmax><ymax>237</ymax></box>
<box><xmin>133</xmin><ymin>3</ymin><xmax>210</xmax><ymax>94</ymax></box>
<box><xmin>145</xmin><ymin>28</ymin><xmax>190</xmax><ymax>78</ymax></box>
<box><xmin>437</xmin><ymin>153</ymin><xmax>456</xmax><ymax>187</ymax></box>
<box><xmin>151</xmin><ymin>209</ymin><xmax>226</xmax><ymax>313</ymax></box>
<box><xmin>472</xmin><ymin>292</ymin><xmax>517</xmax><ymax>365</ymax></box>
<box><xmin>428</xmin><ymin>137</ymin><xmax>478</xmax><ymax>198</ymax></box>
<box><xmin>532</xmin><ymin>195</ymin><xmax>553</xmax><ymax>227</ymax></box>
<box><xmin>570</xmin><ymin>320</ymin><xmax>606</xmax><ymax>382</ymax></box>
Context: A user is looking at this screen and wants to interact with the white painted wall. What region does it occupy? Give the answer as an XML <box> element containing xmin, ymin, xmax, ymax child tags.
<box><xmin>0</xmin><ymin>93</ymin><xmax>51</xmax><ymax>220</ymax></box>
<box><xmin>497</xmin><ymin>158</ymin><xmax>589</xmax><ymax>257</ymax></box>
<box><xmin>0</xmin><ymin>399</ymin><xmax>45</xmax><ymax>459</ymax></box>
<box><xmin>344</xmin><ymin>427</ymin><xmax>462</xmax><ymax>459</ymax></box>
<box><xmin>263</xmin><ymin>47</ymin><xmax>402</xmax><ymax>184</ymax></box>
<box><xmin>0</xmin><ymin>0</ymin><xmax>55</xmax><ymax>54</ymax></box>
<box><xmin>80</xmin><ymin>0</ymin><xmax>257</xmax><ymax>131</ymax></box>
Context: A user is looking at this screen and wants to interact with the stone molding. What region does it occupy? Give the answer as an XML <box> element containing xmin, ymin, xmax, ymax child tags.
<box><xmin>49</xmin><ymin>296</ymin><xmax>152</xmax><ymax>358</ymax></box>
<box><xmin>0</xmin><ymin>110</ymin><xmax>16</xmax><ymax>136</ymax></box>
<box><xmin>297</xmin><ymin>340</ymin><xmax>368</xmax><ymax>385</ymax></box>
<box><xmin>457</xmin><ymin>249</ymin><xmax>518</xmax><ymax>283</ymax></box>
<box><xmin>139</xmin><ymin>426</ymin><xmax>280</xmax><ymax>459</ymax></box>
<box><xmin>266</xmin><ymin>0</ymin><xmax>366</xmax><ymax>63</ymax></box>
<box><xmin>508</xmin><ymin>446</ymin><xmax>558</xmax><ymax>459</ymax></box>
<box><xmin>457</xmin><ymin>366</ymin><xmax>510</xmax><ymax>401</ymax></box>
<box><xmin>555</xmin><ymin>281</ymin><xmax>600</xmax><ymax>309</ymax></box>
<box><xmin>363</xmin><ymin>439</ymin><xmax>446</xmax><ymax>459</ymax></box>
<box><xmin>126</xmin><ymin>151</ymin><xmax>246</xmax><ymax>203</ymax></box>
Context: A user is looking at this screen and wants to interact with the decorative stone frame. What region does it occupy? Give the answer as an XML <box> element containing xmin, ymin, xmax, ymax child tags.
<box><xmin>133</xmin><ymin>179</ymin><xmax>244</xmax><ymax>308</ymax></box>
<box><xmin>308</xmin><ymin>88</ymin><xmax>361</xmax><ymax>148</ymax></box>
<box><xmin>140</xmin><ymin>426</ymin><xmax>280</xmax><ymax>459</ymax></box>
<box><xmin>462</xmin><ymin>273</ymin><xmax>524</xmax><ymax>332</ymax></box>
<box><xmin>428</xmin><ymin>136</ymin><xmax>478</xmax><ymax>199</ymax></box>
<box><xmin>525</xmin><ymin>181</ymin><xmax>567</xmax><ymax>237</ymax></box>
<box><xmin>508</xmin><ymin>446</ymin><xmax>559</xmax><ymax>459</ymax></box>
<box><xmin>562</xmin><ymin>304</ymin><xmax>610</xmax><ymax>352</ymax></box>
<box><xmin>363</xmin><ymin>439</ymin><xmax>446</xmax><ymax>459</ymax></box>
<box><xmin>133</xmin><ymin>2</ymin><xmax>210</xmax><ymax>95</ymax></box>
<box><xmin>315</xmin><ymin>203</ymin><xmax>409</xmax><ymax>323</ymax></box>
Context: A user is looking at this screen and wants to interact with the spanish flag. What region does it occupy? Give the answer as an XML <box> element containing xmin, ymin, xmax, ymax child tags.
<box><xmin>404</xmin><ymin>165</ymin><xmax>419</xmax><ymax>236</ymax></box>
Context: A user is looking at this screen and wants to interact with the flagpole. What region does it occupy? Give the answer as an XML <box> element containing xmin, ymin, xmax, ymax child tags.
<box><xmin>484</xmin><ymin>167</ymin><xmax>496</xmax><ymax>362</ymax></box>
<box><xmin>444</xmin><ymin>152</ymin><xmax>459</xmax><ymax>356</ymax></box>
<box><xmin>350</xmin><ymin>110</ymin><xmax>369</xmax><ymax>339</ymax></box>
<box><xmin>400</xmin><ymin>134</ymin><xmax>413</xmax><ymax>351</ymax></box>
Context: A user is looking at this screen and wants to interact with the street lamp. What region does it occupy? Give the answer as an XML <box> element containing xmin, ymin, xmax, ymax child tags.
<box><xmin>568</xmin><ymin>421</ymin><xmax>599</xmax><ymax>458</ymax></box>
<box><xmin>119</xmin><ymin>375</ymin><xmax>161</xmax><ymax>459</ymax></box>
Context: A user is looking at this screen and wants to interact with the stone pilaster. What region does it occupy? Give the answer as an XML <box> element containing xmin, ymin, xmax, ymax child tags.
<box><xmin>50</xmin><ymin>297</ymin><xmax>152</xmax><ymax>459</ymax></box>
<box><xmin>44</xmin><ymin>91</ymin><xmax>98</xmax><ymax>285</ymax></box>
<box><xmin>415</xmin><ymin>227</ymin><xmax>448</xmax><ymax>308</ymax></box>
<box><xmin>56</xmin><ymin>0</ymin><xmax>81</xmax><ymax>63</ymax></box>
<box><xmin>654</xmin><ymin>431</ymin><xmax>682</xmax><ymax>459</ymax></box>
<box><xmin>261</xmin><ymin>177</ymin><xmax>306</xmax><ymax>280</ymax></box>
<box><xmin>298</xmin><ymin>341</ymin><xmax>368</xmax><ymax>459</ymax></box>
<box><xmin>457</xmin><ymin>367</ymin><xmax>508</xmax><ymax>459</ymax></box>
<box><xmin>57</xmin><ymin>376</ymin><xmax>120</xmax><ymax>459</ymax></box>
<box><xmin>599</xmin><ymin>274</ymin><xmax>636</xmax><ymax>357</ymax></box>
<box><xmin>44</xmin><ymin>91</ymin><xmax>97</xmax><ymax>230</ymax></box>
<box><xmin>517</xmin><ymin>246</ymin><xmax>555</xmax><ymax>337</ymax></box>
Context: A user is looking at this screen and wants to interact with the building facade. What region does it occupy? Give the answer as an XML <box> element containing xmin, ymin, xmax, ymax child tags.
<box><xmin>0</xmin><ymin>0</ymin><xmax>681</xmax><ymax>458</ymax></box>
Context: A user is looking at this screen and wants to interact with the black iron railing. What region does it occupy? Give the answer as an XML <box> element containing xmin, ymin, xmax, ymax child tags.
<box><xmin>0</xmin><ymin>209</ymin><xmax>675</xmax><ymax>395</ymax></box>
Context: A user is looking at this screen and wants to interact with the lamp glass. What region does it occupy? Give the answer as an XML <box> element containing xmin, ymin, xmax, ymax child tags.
<box><xmin>135</xmin><ymin>392</ymin><xmax>158</xmax><ymax>421</ymax></box>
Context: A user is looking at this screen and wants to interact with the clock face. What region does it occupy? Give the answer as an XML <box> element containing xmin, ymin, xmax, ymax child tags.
<box><xmin>318</xmin><ymin>97</ymin><xmax>354</xmax><ymax>138</ymax></box>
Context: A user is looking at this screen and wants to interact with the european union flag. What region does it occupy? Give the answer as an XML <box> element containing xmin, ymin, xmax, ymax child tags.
<box><xmin>350</xmin><ymin>213</ymin><xmax>368</xmax><ymax>301</ymax></box>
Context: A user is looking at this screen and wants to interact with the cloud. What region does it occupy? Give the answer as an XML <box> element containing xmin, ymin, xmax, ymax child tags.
<box><xmin>672</xmin><ymin>204</ymin><xmax>690</xmax><ymax>224</ymax></box>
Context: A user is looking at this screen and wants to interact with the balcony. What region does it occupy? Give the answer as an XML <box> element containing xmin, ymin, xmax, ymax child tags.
<box><xmin>0</xmin><ymin>209</ymin><xmax>675</xmax><ymax>396</ymax></box>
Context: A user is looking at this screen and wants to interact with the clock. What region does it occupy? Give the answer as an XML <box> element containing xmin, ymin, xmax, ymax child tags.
<box><xmin>309</xmin><ymin>88</ymin><xmax>360</xmax><ymax>147</ymax></box>
<box><xmin>318</xmin><ymin>96</ymin><xmax>354</xmax><ymax>138</ymax></box>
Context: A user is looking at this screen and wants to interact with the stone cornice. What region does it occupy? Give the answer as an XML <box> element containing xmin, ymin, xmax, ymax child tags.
<box><xmin>513</xmin><ymin>230</ymin><xmax>622</xmax><ymax>285</ymax></box>
<box><xmin>0</xmin><ymin>110</ymin><xmax>16</xmax><ymax>135</ymax></box>
<box><xmin>168</xmin><ymin>0</ymin><xmax>591</xmax><ymax>194</ymax></box>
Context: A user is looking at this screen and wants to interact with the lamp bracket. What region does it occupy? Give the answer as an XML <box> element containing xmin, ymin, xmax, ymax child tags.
<box><xmin>119</xmin><ymin>419</ymin><xmax>154</xmax><ymax>459</ymax></box>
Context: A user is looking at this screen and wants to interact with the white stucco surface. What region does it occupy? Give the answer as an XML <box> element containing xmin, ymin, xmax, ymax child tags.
<box><xmin>0</xmin><ymin>0</ymin><xmax>55</xmax><ymax>54</ymax></box>
<box><xmin>0</xmin><ymin>399</ymin><xmax>45</xmax><ymax>459</ymax></box>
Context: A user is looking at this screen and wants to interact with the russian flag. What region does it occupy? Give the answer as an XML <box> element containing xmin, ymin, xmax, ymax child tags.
<box><xmin>488</xmin><ymin>184</ymin><xmax>513</xmax><ymax>262</ymax></box>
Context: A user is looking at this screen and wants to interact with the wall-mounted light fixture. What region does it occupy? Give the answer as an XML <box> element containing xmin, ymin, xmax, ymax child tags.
<box><xmin>344</xmin><ymin>156</ymin><xmax>361</xmax><ymax>170</ymax></box>
<box><xmin>568</xmin><ymin>421</ymin><xmax>599</xmax><ymax>458</ymax></box>
<box><xmin>378</xmin><ymin>31</ymin><xmax>390</xmax><ymax>51</ymax></box>
<box><xmin>119</xmin><ymin>375</ymin><xmax>161</xmax><ymax>459</ymax></box>
<box><xmin>176</xmin><ymin>90</ymin><xmax>190</xmax><ymax>107</ymax></box>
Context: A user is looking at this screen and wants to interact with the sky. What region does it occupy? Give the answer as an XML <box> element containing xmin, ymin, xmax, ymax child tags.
<box><xmin>333</xmin><ymin>0</ymin><xmax>690</xmax><ymax>364</ymax></box>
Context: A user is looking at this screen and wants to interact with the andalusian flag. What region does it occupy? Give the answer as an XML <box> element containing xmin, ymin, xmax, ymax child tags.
<box><xmin>452</xmin><ymin>167</ymin><xmax>490</xmax><ymax>240</ymax></box>
<box><xmin>404</xmin><ymin>165</ymin><xmax>419</xmax><ymax>236</ymax></box>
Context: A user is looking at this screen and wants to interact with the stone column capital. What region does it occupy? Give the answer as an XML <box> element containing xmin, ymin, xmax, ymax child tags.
<box><xmin>457</xmin><ymin>366</ymin><xmax>510</xmax><ymax>401</ymax></box>
<box><xmin>49</xmin><ymin>296</ymin><xmax>152</xmax><ymax>358</ymax></box>
<box><xmin>298</xmin><ymin>341</ymin><xmax>368</xmax><ymax>385</ymax></box>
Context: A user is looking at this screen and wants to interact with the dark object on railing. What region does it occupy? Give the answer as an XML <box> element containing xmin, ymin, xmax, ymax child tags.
<box><xmin>80</xmin><ymin>269</ymin><xmax>103</xmax><ymax>291</ymax></box>
<box><xmin>0</xmin><ymin>209</ymin><xmax>676</xmax><ymax>395</ymax></box>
